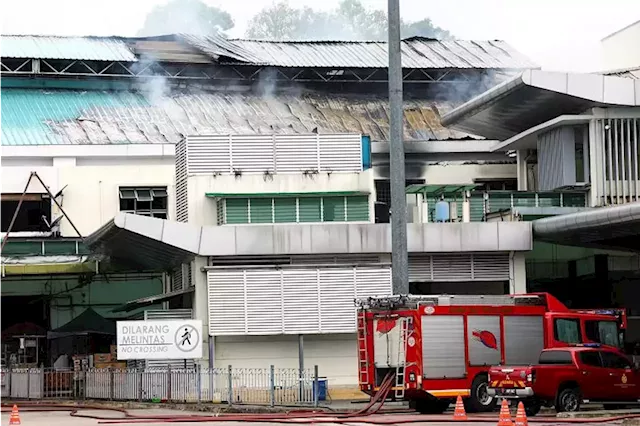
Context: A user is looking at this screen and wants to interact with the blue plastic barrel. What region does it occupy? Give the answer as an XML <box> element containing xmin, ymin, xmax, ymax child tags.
<box><xmin>313</xmin><ymin>377</ymin><xmax>328</xmax><ymax>401</ymax></box>
<box><xmin>435</xmin><ymin>200</ymin><xmax>450</xmax><ymax>222</ymax></box>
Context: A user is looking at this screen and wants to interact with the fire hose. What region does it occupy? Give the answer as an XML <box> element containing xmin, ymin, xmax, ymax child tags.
<box><xmin>4</xmin><ymin>372</ymin><xmax>640</xmax><ymax>424</ymax></box>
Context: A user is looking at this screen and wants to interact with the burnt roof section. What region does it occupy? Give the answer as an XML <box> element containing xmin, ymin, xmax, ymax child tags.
<box><xmin>2</xmin><ymin>34</ymin><xmax>538</xmax><ymax>71</ymax></box>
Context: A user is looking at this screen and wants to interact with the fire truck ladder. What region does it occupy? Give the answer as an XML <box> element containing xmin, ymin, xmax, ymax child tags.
<box><xmin>357</xmin><ymin>311</ymin><xmax>369</xmax><ymax>386</ymax></box>
<box><xmin>394</xmin><ymin>317</ymin><xmax>410</xmax><ymax>399</ymax></box>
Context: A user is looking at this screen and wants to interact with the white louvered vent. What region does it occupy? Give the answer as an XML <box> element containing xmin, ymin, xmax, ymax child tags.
<box><xmin>175</xmin><ymin>138</ymin><xmax>189</xmax><ymax>222</ymax></box>
<box><xmin>185</xmin><ymin>134</ymin><xmax>363</xmax><ymax>175</ymax></box>
<box><xmin>409</xmin><ymin>253</ymin><xmax>510</xmax><ymax>282</ymax></box>
<box><xmin>207</xmin><ymin>266</ymin><xmax>391</xmax><ymax>336</ymax></box>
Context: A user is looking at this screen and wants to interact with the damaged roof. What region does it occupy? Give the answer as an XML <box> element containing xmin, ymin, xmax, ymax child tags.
<box><xmin>2</xmin><ymin>34</ymin><xmax>537</xmax><ymax>70</ymax></box>
<box><xmin>1</xmin><ymin>88</ymin><xmax>475</xmax><ymax>146</ymax></box>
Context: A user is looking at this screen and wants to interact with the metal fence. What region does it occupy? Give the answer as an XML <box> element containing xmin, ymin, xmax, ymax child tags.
<box><xmin>0</xmin><ymin>366</ymin><xmax>320</xmax><ymax>406</ymax></box>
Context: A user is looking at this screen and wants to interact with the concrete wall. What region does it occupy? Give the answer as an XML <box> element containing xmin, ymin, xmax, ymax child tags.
<box><xmin>2</xmin><ymin>147</ymin><xmax>175</xmax><ymax>237</ymax></box>
<box><xmin>374</xmin><ymin>163</ymin><xmax>517</xmax><ymax>183</ymax></box>
<box><xmin>1</xmin><ymin>274</ymin><xmax>163</xmax><ymax>329</ymax></box>
<box><xmin>602</xmin><ymin>20</ymin><xmax>640</xmax><ymax>70</ymax></box>
<box><xmin>187</xmin><ymin>170</ymin><xmax>376</xmax><ymax>226</ymax></box>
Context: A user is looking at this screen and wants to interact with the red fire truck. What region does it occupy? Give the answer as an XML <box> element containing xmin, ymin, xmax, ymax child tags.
<box><xmin>356</xmin><ymin>293</ymin><xmax>626</xmax><ymax>414</ymax></box>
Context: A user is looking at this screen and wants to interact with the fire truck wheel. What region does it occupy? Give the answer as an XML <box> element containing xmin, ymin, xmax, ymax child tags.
<box><xmin>413</xmin><ymin>399</ymin><xmax>451</xmax><ymax>414</ymax></box>
<box><xmin>524</xmin><ymin>400</ymin><xmax>541</xmax><ymax>417</ymax></box>
<box><xmin>556</xmin><ymin>387</ymin><xmax>581</xmax><ymax>413</ymax></box>
<box><xmin>464</xmin><ymin>374</ymin><xmax>497</xmax><ymax>413</ymax></box>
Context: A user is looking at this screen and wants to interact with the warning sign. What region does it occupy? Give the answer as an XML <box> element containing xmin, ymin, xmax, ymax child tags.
<box><xmin>117</xmin><ymin>320</ymin><xmax>203</xmax><ymax>360</ymax></box>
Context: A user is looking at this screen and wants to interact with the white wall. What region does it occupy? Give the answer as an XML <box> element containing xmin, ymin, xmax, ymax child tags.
<box><xmin>187</xmin><ymin>170</ymin><xmax>376</xmax><ymax>226</ymax></box>
<box><xmin>602</xmin><ymin>20</ymin><xmax>640</xmax><ymax>70</ymax></box>
<box><xmin>215</xmin><ymin>334</ymin><xmax>357</xmax><ymax>387</ymax></box>
<box><xmin>375</xmin><ymin>163</ymin><xmax>517</xmax><ymax>184</ymax></box>
<box><xmin>2</xmin><ymin>146</ymin><xmax>175</xmax><ymax>236</ymax></box>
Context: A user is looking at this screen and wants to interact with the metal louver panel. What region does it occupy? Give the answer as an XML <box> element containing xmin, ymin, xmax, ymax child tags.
<box><xmin>432</xmin><ymin>255</ymin><xmax>473</xmax><ymax>281</ymax></box>
<box><xmin>185</xmin><ymin>134</ymin><xmax>363</xmax><ymax>175</ymax></box>
<box><xmin>207</xmin><ymin>266</ymin><xmax>391</xmax><ymax>336</ymax></box>
<box><xmin>283</xmin><ymin>270</ymin><xmax>319</xmax><ymax>333</ymax></box>
<box><xmin>409</xmin><ymin>253</ymin><xmax>510</xmax><ymax>282</ymax></box>
<box><xmin>274</xmin><ymin>135</ymin><xmax>318</xmax><ymax>172</ymax></box>
<box><xmin>473</xmin><ymin>254</ymin><xmax>510</xmax><ymax>280</ymax></box>
<box><xmin>319</xmin><ymin>134</ymin><xmax>362</xmax><ymax>172</ymax></box>
<box><xmin>171</xmin><ymin>266</ymin><xmax>183</xmax><ymax>292</ymax></box>
<box><xmin>208</xmin><ymin>271</ymin><xmax>246</xmax><ymax>335</ymax></box>
<box><xmin>144</xmin><ymin>309</ymin><xmax>193</xmax><ymax>320</ymax></box>
<box><xmin>319</xmin><ymin>269</ymin><xmax>356</xmax><ymax>333</ymax></box>
<box><xmin>245</xmin><ymin>270</ymin><xmax>283</xmax><ymax>334</ymax></box>
<box><xmin>175</xmin><ymin>138</ymin><xmax>188</xmax><ymax>222</ymax></box>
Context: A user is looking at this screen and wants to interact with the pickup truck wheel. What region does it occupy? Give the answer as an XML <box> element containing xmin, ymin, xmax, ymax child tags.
<box><xmin>556</xmin><ymin>388</ymin><xmax>581</xmax><ymax>413</ymax></box>
<box><xmin>464</xmin><ymin>374</ymin><xmax>497</xmax><ymax>413</ymax></box>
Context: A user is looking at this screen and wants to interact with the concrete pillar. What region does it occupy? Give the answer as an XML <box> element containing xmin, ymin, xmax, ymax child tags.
<box><xmin>516</xmin><ymin>151</ymin><xmax>528</xmax><ymax>191</ymax></box>
<box><xmin>509</xmin><ymin>251</ymin><xmax>527</xmax><ymax>294</ymax></box>
<box><xmin>192</xmin><ymin>255</ymin><xmax>210</xmax><ymax>368</ymax></box>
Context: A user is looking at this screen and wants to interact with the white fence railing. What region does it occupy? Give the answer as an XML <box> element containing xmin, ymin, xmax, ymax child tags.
<box><xmin>0</xmin><ymin>366</ymin><xmax>320</xmax><ymax>406</ymax></box>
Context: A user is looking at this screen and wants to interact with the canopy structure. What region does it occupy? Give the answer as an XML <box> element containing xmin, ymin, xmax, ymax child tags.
<box><xmin>112</xmin><ymin>287</ymin><xmax>195</xmax><ymax>313</ymax></box>
<box><xmin>47</xmin><ymin>308</ymin><xmax>116</xmax><ymax>339</ymax></box>
<box><xmin>441</xmin><ymin>70</ymin><xmax>640</xmax><ymax>141</ymax></box>
<box><xmin>532</xmin><ymin>203</ymin><xmax>640</xmax><ymax>252</ymax></box>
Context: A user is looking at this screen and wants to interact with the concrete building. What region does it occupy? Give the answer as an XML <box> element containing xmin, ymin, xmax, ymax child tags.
<box><xmin>2</xmin><ymin>34</ymin><xmax>543</xmax><ymax>392</ymax></box>
<box><xmin>601</xmin><ymin>19</ymin><xmax>640</xmax><ymax>71</ymax></box>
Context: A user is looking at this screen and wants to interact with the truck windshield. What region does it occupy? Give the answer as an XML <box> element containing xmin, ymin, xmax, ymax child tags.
<box><xmin>585</xmin><ymin>320</ymin><xmax>621</xmax><ymax>348</ymax></box>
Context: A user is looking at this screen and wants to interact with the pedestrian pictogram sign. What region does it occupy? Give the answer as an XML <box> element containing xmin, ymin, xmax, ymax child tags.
<box><xmin>117</xmin><ymin>320</ymin><xmax>203</xmax><ymax>360</ymax></box>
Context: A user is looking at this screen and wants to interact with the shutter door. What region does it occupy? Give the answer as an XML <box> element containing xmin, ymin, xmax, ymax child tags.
<box><xmin>409</xmin><ymin>253</ymin><xmax>510</xmax><ymax>282</ymax></box>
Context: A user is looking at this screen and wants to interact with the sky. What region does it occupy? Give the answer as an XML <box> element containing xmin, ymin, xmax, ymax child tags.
<box><xmin>2</xmin><ymin>0</ymin><xmax>639</xmax><ymax>72</ymax></box>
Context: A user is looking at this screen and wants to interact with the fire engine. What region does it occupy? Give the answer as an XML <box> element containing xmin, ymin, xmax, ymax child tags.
<box><xmin>356</xmin><ymin>293</ymin><xmax>626</xmax><ymax>414</ymax></box>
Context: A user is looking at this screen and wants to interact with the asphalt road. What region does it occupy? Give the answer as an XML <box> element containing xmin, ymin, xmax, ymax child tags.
<box><xmin>0</xmin><ymin>409</ymin><xmax>628</xmax><ymax>426</ymax></box>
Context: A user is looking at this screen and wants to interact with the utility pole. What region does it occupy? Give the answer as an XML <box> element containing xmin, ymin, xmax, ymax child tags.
<box><xmin>388</xmin><ymin>0</ymin><xmax>409</xmax><ymax>294</ymax></box>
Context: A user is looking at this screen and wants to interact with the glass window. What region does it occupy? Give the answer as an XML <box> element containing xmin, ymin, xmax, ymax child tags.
<box><xmin>346</xmin><ymin>195</ymin><xmax>369</xmax><ymax>221</ymax></box>
<box><xmin>554</xmin><ymin>318</ymin><xmax>582</xmax><ymax>344</ymax></box>
<box><xmin>601</xmin><ymin>351</ymin><xmax>632</xmax><ymax>369</ymax></box>
<box><xmin>298</xmin><ymin>197</ymin><xmax>321</xmax><ymax>222</ymax></box>
<box><xmin>135</xmin><ymin>189</ymin><xmax>153</xmax><ymax>202</ymax></box>
<box><xmin>119</xmin><ymin>187</ymin><xmax>168</xmax><ymax>219</ymax></box>
<box><xmin>249</xmin><ymin>198</ymin><xmax>273</xmax><ymax>223</ymax></box>
<box><xmin>322</xmin><ymin>196</ymin><xmax>345</xmax><ymax>222</ymax></box>
<box><xmin>585</xmin><ymin>321</ymin><xmax>620</xmax><ymax>348</ymax></box>
<box><xmin>579</xmin><ymin>351</ymin><xmax>602</xmax><ymax>367</ymax></box>
<box><xmin>539</xmin><ymin>350</ymin><xmax>573</xmax><ymax>365</ymax></box>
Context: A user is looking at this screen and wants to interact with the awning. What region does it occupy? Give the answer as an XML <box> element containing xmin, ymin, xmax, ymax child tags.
<box><xmin>532</xmin><ymin>203</ymin><xmax>640</xmax><ymax>251</ymax></box>
<box><xmin>441</xmin><ymin>70</ymin><xmax>640</xmax><ymax>141</ymax></box>
<box><xmin>47</xmin><ymin>308</ymin><xmax>115</xmax><ymax>339</ymax></box>
<box><xmin>85</xmin><ymin>213</ymin><xmax>198</xmax><ymax>271</ymax></box>
<box><xmin>405</xmin><ymin>184</ymin><xmax>480</xmax><ymax>196</ymax></box>
<box><xmin>112</xmin><ymin>287</ymin><xmax>195</xmax><ymax>313</ymax></box>
<box><xmin>1</xmin><ymin>255</ymin><xmax>97</xmax><ymax>275</ymax></box>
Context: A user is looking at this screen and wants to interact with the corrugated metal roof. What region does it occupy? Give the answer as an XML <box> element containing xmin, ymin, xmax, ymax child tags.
<box><xmin>602</xmin><ymin>66</ymin><xmax>640</xmax><ymax>79</ymax></box>
<box><xmin>2</xmin><ymin>35</ymin><xmax>137</xmax><ymax>62</ymax></box>
<box><xmin>208</xmin><ymin>37</ymin><xmax>538</xmax><ymax>69</ymax></box>
<box><xmin>1</xmin><ymin>88</ymin><xmax>476</xmax><ymax>146</ymax></box>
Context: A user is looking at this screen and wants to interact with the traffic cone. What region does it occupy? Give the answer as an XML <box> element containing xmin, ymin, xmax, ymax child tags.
<box><xmin>515</xmin><ymin>402</ymin><xmax>528</xmax><ymax>426</ymax></box>
<box><xmin>453</xmin><ymin>395</ymin><xmax>467</xmax><ymax>421</ymax></box>
<box><xmin>9</xmin><ymin>404</ymin><xmax>21</xmax><ymax>425</ymax></box>
<box><xmin>497</xmin><ymin>399</ymin><xmax>512</xmax><ymax>426</ymax></box>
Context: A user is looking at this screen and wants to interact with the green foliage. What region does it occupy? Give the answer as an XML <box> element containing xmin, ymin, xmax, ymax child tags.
<box><xmin>138</xmin><ymin>0</ymin><xmax>234</xmax><ymax>37</ymax></box>
<box><xmin>245</xmin><ymin>0</ymin><xmax>453</xmax><ymax>41</ymax></box>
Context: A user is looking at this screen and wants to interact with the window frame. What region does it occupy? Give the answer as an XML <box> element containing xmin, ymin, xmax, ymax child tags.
<box><xmin>554</xmin><ymin>317</ymin><xmax>583</xmax><ymax>344</ymax></box>
<box><xmin>119</xmin><ymin>186</ymin><xmax>168</xmax><ymax>219</ymax></box>
<box><xmin>600</xmin><ymin>351</ymin><xmax>633</xmax><ymax>370</ymax></box>
<box><xmin>578</xmin><ymin>350</ymin><xmax>603</xmax><ymax>368</ymax></box>
<box><xmin>538</xmin><ymin>350</ymin><xmax>574</xmax><ymax>365</ymax></box>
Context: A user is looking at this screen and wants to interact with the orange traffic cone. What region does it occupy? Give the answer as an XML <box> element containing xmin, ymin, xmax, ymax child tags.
<box><xmin>515</xmin><ymin>402</ymin><xmax>528</xmax><ymax>426</ymax></box>
<box><xmin>453</xmin><ymin>395</ymin><xmax>467</xmax><ymax>421</ymax></box>
<box><xmin>9</xmin><ymin>404</ymin><xmax>21</xmax><ymax>425</ymax></box>
<box><xmin>497</xmin><ymin>399</ymin><xmax>512</xmax><ymax>426</ymax></box>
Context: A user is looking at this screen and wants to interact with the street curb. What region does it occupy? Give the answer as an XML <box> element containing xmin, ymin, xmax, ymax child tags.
<box><xmin>558</xmin><ymin>410</ymin><xmax>640</xmax><ymax>419</ymax></box>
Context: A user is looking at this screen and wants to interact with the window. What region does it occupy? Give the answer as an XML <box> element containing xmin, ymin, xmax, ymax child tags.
<box><xmin>574</xmin><ymin>126</ymin><xmax>586</xmax><ymax>183</ymax></box>
<box><xmin>119</xmin><ymin>187</ymin><xmax>168</xmax><ymax>219</ymax></box>
<box><xmin>218</xmin><ymin>195</ymin><xmax>369</xmax><ymax>224</ymax></box>
<box><xmin>585</xmin><ymin>321</ymin><xmax>621</xmax><ymax>348</ymax></box>
<box><xmin>554</xmin><ymin>318</ymin><xmax>582</xmax><ymax>344</ymax></box>
<box><xmin>579</xmin><ymin>351</ymin><xmax>602</xmax><ymax>367</ymax></box>
<box><xmin>1</xmin><ymin>194</ymin><xmax>51</xmax><ymax>233</ymax></box>
<box><xmin>600</xmin><ymin>351</ymin><xmax>632</xmax><ymax>369</ymax></box>
<box><xmin>538</xmin><ymin>350</ymin><xmax>573</xmax><ymax>365</ymax></box>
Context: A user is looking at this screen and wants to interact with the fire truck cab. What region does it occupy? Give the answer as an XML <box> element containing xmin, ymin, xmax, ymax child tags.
<box><xmin>356</xmin><ymin>293</ymin><xmax>626</xmax><ymax>414</ymax></box>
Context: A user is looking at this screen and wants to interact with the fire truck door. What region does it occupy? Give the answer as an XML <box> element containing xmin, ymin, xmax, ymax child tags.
<box><xmin>374</xmin><ymin>317</ymin><xmax>402</xmax><ymax>368</ymax></box>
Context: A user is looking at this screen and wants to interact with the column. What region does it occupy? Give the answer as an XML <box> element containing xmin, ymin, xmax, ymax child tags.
<box><xmin>509</xmin><ymin>251</ymin><xmax>527</xmax><ymax>294</ymax></box>
<box><xmin>516</xmin><ymin>151</ymin><xmax>528</xmax><ymax>191</ymax></box>
<box><xmin>192</xmin><ymin>255</ymin><xmax>211</xmax><ymax>368</ymax></box>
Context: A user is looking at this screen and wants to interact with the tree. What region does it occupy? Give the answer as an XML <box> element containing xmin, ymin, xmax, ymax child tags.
<box><xmin>244</xmin><ymin>0</ymin><xmax>452</xmax><ymax>41</ymax></box>
<box><xmin>138</xmin><ymin>0</ymin><xmax>234</xmax><ymax>37</ymax></box>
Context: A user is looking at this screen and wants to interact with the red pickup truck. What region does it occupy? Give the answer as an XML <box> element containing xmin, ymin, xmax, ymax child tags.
<box><xmin>488</xmin><ymin>346</ymin><xmax>640</xmax><ymax>416</ymax></box>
